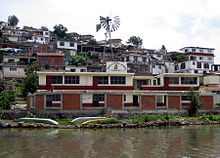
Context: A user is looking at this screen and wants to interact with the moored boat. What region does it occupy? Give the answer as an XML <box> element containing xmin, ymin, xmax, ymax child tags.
<box><xmin>14</xmin><ymin>118</ymin><xmax>59</xmax><ymax>125</ymax></box>
<box><xmin>71</xmin><ymin>117</ymin><xmax>106</xmax><ymax>123</ymax></box>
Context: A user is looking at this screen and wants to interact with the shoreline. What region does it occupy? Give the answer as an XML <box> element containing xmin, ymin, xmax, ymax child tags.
<box><xmin>1</xmin><ymin>119</ymin><xmax>220</xmax><ymax>129</ymax></box>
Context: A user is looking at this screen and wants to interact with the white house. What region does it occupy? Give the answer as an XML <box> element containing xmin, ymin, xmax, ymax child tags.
<box><xmin>57</xmin><ymin>40</ymin><xmax>77</xmax><ymax>56</ymax></box>
<box><xmin>3</xmin><ymin>65</ymin><xmax>26</xmax><ymax>79</ymax></box>
<box><xmin>175</xmin><ymin>47</ymin><xmax>215</xmax><ymax>74</ymax></box>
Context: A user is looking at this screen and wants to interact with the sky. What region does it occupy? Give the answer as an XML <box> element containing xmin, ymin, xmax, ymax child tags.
<box><xmin>1</xmin><ymin>0</ymin><xmax>220</xmax><ymax>63</ymax></box>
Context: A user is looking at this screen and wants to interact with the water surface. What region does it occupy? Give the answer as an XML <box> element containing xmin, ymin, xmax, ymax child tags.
<box><xmin>0</xmin><ymin>126</ymin><xmax>220</xmax><ymax>158</ymax></box>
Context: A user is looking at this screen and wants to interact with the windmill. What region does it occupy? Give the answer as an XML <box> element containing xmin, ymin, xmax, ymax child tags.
<box><xmin>96</xmin><ymin>16</ymin><xmax>120</xmax><ymax>60</ymax></box>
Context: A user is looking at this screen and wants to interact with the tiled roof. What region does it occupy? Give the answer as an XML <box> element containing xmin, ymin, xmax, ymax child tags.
<box><xmin>37</xmin><ymin>53</ymin><xmax>64</xmax><ymax>56</ymax></box>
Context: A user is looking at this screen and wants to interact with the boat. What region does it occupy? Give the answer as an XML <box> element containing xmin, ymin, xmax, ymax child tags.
<box><xmin>71</xmin><ymin>117</ymin><xmax>106</xmax><ymax>123</ymax></box>
<box><xmin>82</xmin><ymin>119</ymin><xmax>106</xmax><ymax>125</ymax></box>
<box><xmin>14</xmin><ymin>118</ymin><xmax>59</xmax><ymax>125</ymax></box>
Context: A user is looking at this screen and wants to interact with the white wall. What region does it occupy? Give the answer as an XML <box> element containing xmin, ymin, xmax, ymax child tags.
<box><xmin>57</xmin><ymin>41</ymin><xmax>77</xmax><ymax>50</ymax></box>
<box><xmin>3</xmin><ymin>67</ymin><xmax>26</xmax><ymax>78</ymax></box>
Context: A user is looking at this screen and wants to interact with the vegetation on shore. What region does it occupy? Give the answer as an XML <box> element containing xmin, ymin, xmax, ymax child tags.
<box><xmin>55</xmin><ymin>115</ymin><xmax>220</xmax><ymax>126</ymax></box>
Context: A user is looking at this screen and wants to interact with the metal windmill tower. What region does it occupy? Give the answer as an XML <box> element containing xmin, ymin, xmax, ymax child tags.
<box><xmin>96</xmin><ymin>16</ymin><xmax>120</xmax><ymax>59</ymax></box>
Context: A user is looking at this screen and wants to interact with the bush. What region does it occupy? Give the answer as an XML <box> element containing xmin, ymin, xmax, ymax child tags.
<box><xmin>99</xmin><ymin>118</ymin><xmax>122</xmax><ymax>124</ymax></box>
<box><xmin>0</xmin><ymin>90</ymin><xmax>15</xmax><ymax>110</ymax></box>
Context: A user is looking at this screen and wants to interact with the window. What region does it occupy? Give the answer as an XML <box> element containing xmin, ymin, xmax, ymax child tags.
<box><xmin>208</xmin><ymin>57</ymin><xmax>212</xmax><ymax>61</ymax></box>
<box><xmin>153</xmin><ymin>80</ymin><xmax>156</xmax><ymax>85</ymax></box>
<box><xmin>10</xmin><ymin>68</ymin><xmax>17</xmax><ymax>71</ymax></box>
<box><xmin>52</xmin><ymin>76</ymin><xmax>62</xmax><ymax>84</ymax></box>
<box><xmin>200</xmin><ymin>49</ymin><xmax>203</xmax><ymax>53</ymax></box>
<box><xmin>181</xmin><ymin>96</ymin><xmax>190</xmax><ymax>101</ymax></box>
<box><xmin>42</xmin><ymin>56</ymin><xmax>48</xmax><ymax>62</ymax></box>
<box><xmin>142</xmin><ymin>57</ymin><xmax>146</xmax><ymax>62</ymax></box>
<box><xmin>199</xmin><ymin>57</ymin><xmax>203</xmax><ymax>60</ymax></box>
<box><xmin>110</xmin><ymin>76</ymin><xmax>125</xmax><ymax>84</ymax></box>
<box><xmin>194</xmin><ymin>70</ymin><xmax>198</xmax><ymax>73</ymax></box>
<box><xmin>204</xmin><ymin>63</ymin><xmax>209</xmax><ymax>69</ymax></box>
<box><xmin>192</xmin><ymin>62</ymin><xmax>195</xmax><ymax>65</ymax></box>
<box><xmin>174</xmin><ymin>65</ymin><xmax>179</xmax><ymax>70</ymax></box>
<box><xmin>157</xmin><ymin>54</ymin><xmax>161</xmax><ymax>57</ymax></box>
<box><xmin>126</xmin><ymin>56</ymin><xmax>129</xmax><ymax>61</ymax></box>
<box><xmin>152</xmin><ymin>65</ymin><xmax>155</xmax><ymax>68</ymax></box>
<box><xmin>34</xmin><ymin>37</ymin><xmax>37</xmax><ymax>40</ymax></box>
<box><xmin>180</xmin><ymin>63</ymin><xmax>185</xmax><ymax>69</ymax></box>
<box><xmin>185</xmin><ymin>49</ymin><xmax>188</xmax><ymax>53</ymax></box>
<box><xmin>158</xmin><ymin>65</ymin><xmax>161</xmax><ymax>69</ymax></box>
<box><xmin>46</xmin><ymin>94</ymin><xmax>61</xmax><ymax>107</ymax></box>
<box><xmin>45</xmin><ymin>32</ymin><xmax>49</xmax><ymax>35</ymax></box>
<box><xmin>190</xmin><ymin>56</ymin><xmax>196</xmax><ymax>60</ymax></box>
<box><xmin>65</xmin><ymin>76</ymin><xmax>79</xmax><ymax>84</ymax></box>
<box><xmin>192</xmin><ymin>49</ymin><xmax>196</xmax><ymax>52</ymax></box>
<box><xmin>197</xmin><ymin>62</ymin><xmax>201</xmax><ymax>68</ymax></box>
<box><xmin>134</xmin><ymin>56</ymin><xmax>138</xmax><ymax>62</ymax></box>
<box><xmin>70</xmin><ymin>69</ymin><xmax>76</xmax><ymax>72</ymax></box>
<box><xmin>93</xmin><ymin>94</ymin><xmax>105</xmax><ymax>102</ymax></box>
<box><xmin>41</xmin><ymin>38</ymin><xmax>43</xmax><ymax>41</ymax></box>
<box><xmin>124</xmin><ymin>95</ymin><xmax>126</xmax><ymax>101</ymax></box>
<box><xmin>169</xmin><ymin>77</ymin><xmax>179</xmax><ymax>84</ymax></box>
<box><xmin>157</xmin><ymin>78</ymin><xmax>160</xmax><ymax>85</ymax></box>
<box><xmin>60</xmin><ymin>42</ymin><xmax>64</xmax><ymax>46</ymax></box>
<box><xmin>181</xmin><ymin>77</ymin><xmax>197</xmax><ymax>84</ymax></box>
<box><xmin>70</xmin><ymin>42</ymin><xmax>75</xmax><ymax>47</ymax></box>
<box><xmin>8</xmin><ymin>59</ymin><xmax>15</xmax><ymax>62</ymax></box>
<box><xmin>98</xmin><ymin>76</ymin><xmax>108</xmax><ymax>84</ymax></box>
<box><xmin>80</xmin><ymin>69</ymin><xmax>86</xmax><ymax>72</ymax></box>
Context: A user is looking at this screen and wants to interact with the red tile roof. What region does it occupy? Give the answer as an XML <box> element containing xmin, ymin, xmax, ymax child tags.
<box><xmin>37</xmin><ymin>53</ymin><xmax>64</xmax><ymax>56</ymax></box>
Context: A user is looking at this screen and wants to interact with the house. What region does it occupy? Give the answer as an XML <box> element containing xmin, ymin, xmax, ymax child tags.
<box><xmin>27</xmin><ymin>62</ymin><xmax>214</xmax><ymax>112</ymax></box>
<box><xmin>79</xmin><ymin>34</ymin><xmax>94</xmax><ymax>41</ymax></box>
<box><xmin>57</xmin><ymin>40</ymin><xmax>77</xmax><ymax>56</ymax></box>
<box><xmin>2</xmin><ymin>65</ymin><xmax>26</xmax><ymax>79</ymax></box>
<box><xmin>175</xmin><ymin>47</ymin><xmax>215</xmax><ymax>74</ymax></box>
<box><xmin>36</xmin><ymin>53</ymin><xmax>64</xmax><ymax>70</ymax></box>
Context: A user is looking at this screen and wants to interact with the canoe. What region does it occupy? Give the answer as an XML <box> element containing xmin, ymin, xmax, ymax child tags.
<box><xmin>82</xmin><ymin>119</ymin><xmax>106</xmax><ymax>125</ymax></box>
<box><xmin>14</xmin><ymin>118</ymin><xmax>59</xmax><ymax>125</ymax></box>
<box><xmin>71</xmin><ymin>117</ymin><xmax>106</xmax><ymax>123</ymax></box>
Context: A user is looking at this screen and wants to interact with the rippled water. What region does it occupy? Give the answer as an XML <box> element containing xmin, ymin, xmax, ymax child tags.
<box><xmin>0</xmin><ymin>126</ymin><xmax>220</xmax><ymax>158</ymax></box>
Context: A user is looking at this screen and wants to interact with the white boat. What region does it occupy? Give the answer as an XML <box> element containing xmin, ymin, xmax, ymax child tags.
<box><xmin>71</xmin><ymin>117</ymin><xmax>106</xmax><ymax>123</ymax></box>
<box><xmin>14</xmin><ymin>118</ymin><xmax>59</xmax><ymax>125</ymax></box>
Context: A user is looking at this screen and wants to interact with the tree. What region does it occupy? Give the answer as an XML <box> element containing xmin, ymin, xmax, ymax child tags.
<box><xmin>87</xmin><ymin>39</ymin><xmax>97</xmax><ymax>45</ymax></box>
<box><xmin>53</xmin><ymin>24</ymin><xmax>68</xmax><ymax>39</ymax></box>
<box><xmin>187</xmin><ymin>87</ymin><xmax>203</xmax><ymax>117</ymax></box>
<box><xmin>0</xmin><ymin>90</ymin><xmax>15</xmax><ymax>110</ymax></box>
<box><xmin>22</xmin><ymin>64</ymin><xmax>40</xmax><ymax>97</ymax></box>
<box><xmin>41</xmin><ymin>26</ymin><xmax>48</xmax><ymax>31</ymax></box>
<box><xmin>169</xmin><ymin>51</ymin><xmax>188</xmax><ymax>62</ymax></box>
<box><xmin>127</xmin><ymin>36</ymin><xmax>143</xmax><ymax>48</ymax></box>
<box><xmin>8</xmin><ymin>15</ymin><xmax>19</xmax><ymax>26</ymax></box>
<box><xmin>69</xmin><ymin>56</ymin><xmax>86</xmax><ymax>66</ymax></box>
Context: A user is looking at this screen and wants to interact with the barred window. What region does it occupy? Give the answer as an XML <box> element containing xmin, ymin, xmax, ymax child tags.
<box><xmin>110</xmin><ymin>76</ymin><xmax>126</xmax><ymax>84</ymax></box>
<box><xmin>181</xmin><ymin>96</ymin><xmax>190</xmax><ymax>101</ymax></box>
<box><xmin>65</xmin><ymin>76</ymin><xmax>79</xmax><ymax>84</ymax></box>
<box><xmin>98</xmin><ymin>76</ymin><xmax>108</xmax><ymax>84</ymax></box>
<box><xmin>181</xmin><ymin>77</ymin><xmax>197</xmax><ymax>84</ymax></box>
<box><xmin>93</xmin><ymin>94</ymin><xmax>105</xmax><ymax>101</ymax></box>
<box><xmin>169</xmin><ymin>77</ymin><xmax>179</xmax><ymax>84</ymax></box>
<box><xmin>46</xmin><ymin>94</ymin><xmax>61</xmax><ymax>107</ymax></box>
<box><xmin>52</xmin><ymin>76</ymin><xmax>62</xmax><ymax>84</ymax></box>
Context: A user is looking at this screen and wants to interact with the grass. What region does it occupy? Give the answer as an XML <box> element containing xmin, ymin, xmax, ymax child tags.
<box><xmin>56</xmin><ymin>119</ymin><xmax>79</xmax><ymax>125</ymax></box>
<box><xmin>99</xmin><ymin>118</ymin><xmax>122</xmax><ymax>124</ymax></box>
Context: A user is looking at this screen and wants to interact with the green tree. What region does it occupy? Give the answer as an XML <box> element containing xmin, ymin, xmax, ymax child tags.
<box><xmin>41</xmin><ymin>26</ymin><xmax>49</xmax><ymax>31</ymax></box>
<box><xmin>127</xmin><ymin>36</ymin><xmax>143</xmax><ymax>48</ymax></box>
<box><xmin>0</xmin><ymin>90</ymin><xmax>15</xmax><ymax>110</ymax></box>
<box><xmin>53</xmin><ymin>24</ymin><xmax>68</xmax><ymax>39</ymax></box>
<box><xmin>22</xmin><ymin>64</ymin><xmax>40</xmax><ymax>97</ymax></box>
<box><xmin>64</xmin><ymin>34</ymin><xmax>76</xmax><ymax>41</ymax></box>
<box><xmin>87</xmin><ymin>39</ymin><xmax>97</xmax><ymax>45</ymax></box>
<box><xmin>187</xmin><ymin>87</ymin><xmax>203</xmax><ymax>117</ymax></box>
<box><xmin>8</xmin><ymin>15</ymin><xmax>19</xmax><ymax>26</ymax></box>
<box><xmin>169</xmin><ymin>51</ymin><xmax>188</xmax><ymax>62</ymax></box>
<box><xmin>69</xmin><ymin>56</ymin><xmax>86</xmax><ymax>66</ymax></box>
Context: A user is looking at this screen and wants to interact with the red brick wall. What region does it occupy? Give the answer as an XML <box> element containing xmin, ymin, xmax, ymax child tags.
<box><xmin>199</xmin><ymin>96</ymin><xmax>213</xmax><ymax>110</ymax></box>
<box><xmin>35</xmin><ymin>94</ymin><xmax>44</xmax><ymax>110</ymax></box>
<box><xmin>141</xmin><ymin>95</ymin><xmax>156</xmax><ymax>110</ymax></box>
<box><xmin>168</xmin><ymin>96</ymin><xmax>180</xmax><ymax>110</ymax></box>
<box><xmin>107</xmin><ymin>94</ymin><xmax>122</xmax><ymax>110</ymax></box>
<box><xmin>37</xmin><ymin>56</ymin><xmax>64</xmax><ymax>68</ymax></box>
<box><xmin>62</xmin><ymin>94</ymin><xmax>81</xmax><ymax>110</ymax></box>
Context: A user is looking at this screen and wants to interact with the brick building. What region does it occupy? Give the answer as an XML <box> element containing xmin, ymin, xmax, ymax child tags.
<box><xmin>27</xmin><ymin>62</ymin><xmax>215</xmax><ymax>112</ymax></box>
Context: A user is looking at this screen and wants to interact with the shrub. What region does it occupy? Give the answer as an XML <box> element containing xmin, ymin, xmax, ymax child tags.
<box><xmin>99</xmin><ymin>118</ymin><xmax>122</xmax><ymax>124</ymax></box>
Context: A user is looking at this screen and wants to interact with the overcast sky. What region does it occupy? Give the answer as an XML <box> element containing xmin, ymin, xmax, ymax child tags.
<box><xmin>1</xmin><ymin>0</ymin><xmax>220</xmax><ymax>63</ymax></box>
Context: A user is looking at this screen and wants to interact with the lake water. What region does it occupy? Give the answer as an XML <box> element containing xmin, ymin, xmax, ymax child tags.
<box><xmin>0</xmin><ymin>126</ymin><xmax>220</xmax><ymax>158</ymax></box>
